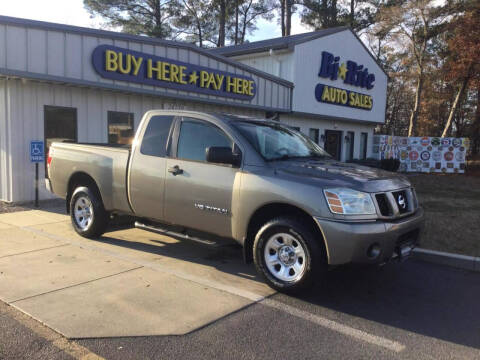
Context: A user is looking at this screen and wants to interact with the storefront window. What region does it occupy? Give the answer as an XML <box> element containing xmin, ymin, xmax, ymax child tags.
<box><xmin>360</xmin><ymin>132</ymin><xmax>368</xmax><ymax>160</ymax></box>
<box><xmin>309</xmin><ymin>128</ymin><xmax>319</xmax><ymax>144</ymax></box>
<box><xmin>108</xmin><ymin>111</ymin><xmax>134</xmax><ymax>145</ymax></box>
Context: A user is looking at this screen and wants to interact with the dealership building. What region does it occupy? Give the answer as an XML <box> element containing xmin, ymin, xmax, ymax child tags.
<box><xmin>0</xmin><ymin>16</ymin><xmax>387</xmax><ymax>203</ymax></box>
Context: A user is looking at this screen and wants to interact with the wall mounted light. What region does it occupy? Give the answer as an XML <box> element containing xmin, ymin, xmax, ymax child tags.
<box><xmin>320</xmin><ymin>134</ymin><xmax>326</xmax><ymax>142</ymax></box>
<box><xmin>344</xmin><ymin>135</ymin><xmax>350</xmax><ymax>143</ymax></box>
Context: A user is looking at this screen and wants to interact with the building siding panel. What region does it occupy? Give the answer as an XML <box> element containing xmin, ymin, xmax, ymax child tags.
<box><xmin>6</xmin><ymin>25</ymin><xmax>27</xmax><ymax>71</ymax></box>
<box><xmin>65</xmin><ymin>34</ymin><xmax>82</xmax><ymax>79</ymax></box>
<box><xmin>82</xmin><ymin>35</ymin><xmax>99</xmax><ymax>82</ymax></box>
<box><xmin>0</xmin><ymin>79</ymin><xmax>10</xmax><ymax>201</ymax></box>
<box><xmin>0</xmin><ymin>25</ymin><xmax>6</xmax><ymax>68</ymax></box>
<box><xmin>27</xmin><ymin>29</ymin><xmax>47</xmax><ymax>74</ymax></box>
<box><xmin>47</xmin><ymin>31</ymin><xmax>65</xmax><ymax>77</ymax></box>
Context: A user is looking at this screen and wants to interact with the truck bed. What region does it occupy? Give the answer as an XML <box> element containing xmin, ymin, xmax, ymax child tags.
<box><xmin>48</xmin><ymin>142</ymin><xmax>132</xmax><ymax>213</ymax></box>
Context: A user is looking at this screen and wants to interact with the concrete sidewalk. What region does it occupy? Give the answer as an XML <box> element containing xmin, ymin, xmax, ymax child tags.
<box><xmin>0</xmin><ymin>209</ymin><xmax>274</xmax><ymax>338</ymax></box>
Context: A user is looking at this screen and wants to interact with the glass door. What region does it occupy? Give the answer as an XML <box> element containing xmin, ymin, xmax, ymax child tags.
<box><xmin>324</xmin><ymin>130</ymin><xmax>342</xmax><ymax>160</ymax></box>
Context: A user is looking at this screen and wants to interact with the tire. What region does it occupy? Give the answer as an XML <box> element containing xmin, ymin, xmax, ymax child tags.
<box><xmin>70</xmin><ymin>186</ymin><xmax>108</xmax><ymax>239</ymax></box>
<box><xmin>253</xmin><ymin>216</ymin><xmax>326</xmax><ymax>293</ymax></box>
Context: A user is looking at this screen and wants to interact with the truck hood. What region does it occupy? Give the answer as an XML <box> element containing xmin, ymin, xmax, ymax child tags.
<box><xmin>272</xmin><ymin>159</ymin><xmax>411</xmax><ymax>192</ymax></box>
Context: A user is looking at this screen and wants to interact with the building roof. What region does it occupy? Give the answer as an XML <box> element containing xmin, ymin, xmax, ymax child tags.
<box><xmin>0</xmin><ymin>15</ymin><xmax>293</xmax><ymax>88</ymax></box>
<box><xmin>209</xmin><ymin>26</ymin><xmax>388</xmax><ymax>78</ymax></box>
<box><xmin>209</xmin><ymin>27</ymin><xmax>348</xmax><ymax>57</ymax></box>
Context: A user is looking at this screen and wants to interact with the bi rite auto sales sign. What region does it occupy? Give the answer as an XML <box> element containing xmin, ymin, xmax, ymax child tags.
<box><xmin>92</xmin><ymin>45</ymin><xmax>256</xmax><ymax>100</ymax></box>
<box><xmin>314</xmin><ymin>51</ymin><xmax>374</xmax><ymax>110</ymax></box>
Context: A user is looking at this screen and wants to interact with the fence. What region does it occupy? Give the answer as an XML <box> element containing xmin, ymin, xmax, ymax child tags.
<box><xmin>373</xmin><ymin>135</ymin><xmax>469</xmax><ymax>173</ymax></box>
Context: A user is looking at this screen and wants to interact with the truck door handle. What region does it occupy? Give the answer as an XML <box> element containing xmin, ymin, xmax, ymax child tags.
<box><xmin>168</xmin><ymin>165</ymin><xmax>183</xmax><ymax>176</ymax></box>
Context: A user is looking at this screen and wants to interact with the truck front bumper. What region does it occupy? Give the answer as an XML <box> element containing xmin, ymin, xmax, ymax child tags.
<box><xmin>314</xmin><ymin>207</ymin><xmax>425</xmax><ymax>265</ymax></box>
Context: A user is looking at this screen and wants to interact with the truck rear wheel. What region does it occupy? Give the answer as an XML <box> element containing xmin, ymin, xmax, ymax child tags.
<box><xmin>253</xmin><ymin>217</ymin><xmax>326</xmax><ymax>292</ymax></box>
<box><xmin>70</xmin><ymin>186</ymin><xmax>108</xmax><ymax>239</ymax></box>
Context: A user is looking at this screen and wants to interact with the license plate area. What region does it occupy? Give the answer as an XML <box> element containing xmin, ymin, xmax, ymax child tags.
<box><xmin>393</xmin><ymin>229</ymin><xmax>419</xmax><ymax>261</ymax></box>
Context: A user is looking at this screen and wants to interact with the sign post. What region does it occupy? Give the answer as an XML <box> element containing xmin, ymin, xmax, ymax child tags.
<box><xmin>30</xmin><ymin>141</ymin><xmax>45</xmax><ymax>208</ymax></box>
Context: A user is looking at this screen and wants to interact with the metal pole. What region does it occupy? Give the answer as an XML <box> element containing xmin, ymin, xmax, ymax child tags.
<box><xmin>35</xmin><ymin>163</ymin><xmax>39</xmax><ymax>208</ymax></box>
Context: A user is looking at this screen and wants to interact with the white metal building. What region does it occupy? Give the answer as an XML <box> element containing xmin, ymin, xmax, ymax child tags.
<box><xmin>211</xmin><ymin>28</ymin><xmax>388</xmax><ymax>163</ymax></box>
<box><xmin>0</xmin><ymin>16</ymin><xmax>388</xmax><ymax>204</ymax></box>
<box><xmin>0</xmin><ymin>16</ymin><xmax>292</xmax><ymax>203</ymax></box>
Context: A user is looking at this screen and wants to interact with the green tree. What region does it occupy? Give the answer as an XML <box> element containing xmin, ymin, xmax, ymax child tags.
<box><xmin>175</xmin><ymin>0</ymin><xmax>217</xmax><ymax>47</ymax></box>
<box><xmin>440</xmin><ymin>1</ymin><xmax>480</xmax><ymax>138</ymax></box>
<box><xmin>276</xmin><ymin>0</ymin><xmax>297</xmax><ymax>36</ymax></box>
<box><xmin>300</xmin><ymin>0</ymin><xmax>381</xmax><ymax>32</ymax></box>
<box><xmin>229</xmin><ymin>0</ymin><xmax>275</xmax><ymax>44</ymax></box>
<box><xmin>375</xmin><ymin>0</ymin><xmax>449</xmax><ymax>136</ymax></box>
<box><xmin>301</xmin><ymin>0</ymin><xmax>337</xmax><ymax>29</ymax></box>
<box><xmin>84</xmin><ymin>0</ymin><xmax>182</xmax><ymax>38</ymax></box>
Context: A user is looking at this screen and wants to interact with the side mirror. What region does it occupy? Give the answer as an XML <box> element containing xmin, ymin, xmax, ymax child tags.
<box><xmin>206</xmin><ymin>147</ymin><xmax>241</xmax><ymax>167</ymax></box>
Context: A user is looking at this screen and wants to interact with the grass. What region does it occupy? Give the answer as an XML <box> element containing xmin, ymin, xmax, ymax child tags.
<box><xmin>408</xmin><ymin>173</ymin><xmax>480</xmax><ymax>257</ymax></box>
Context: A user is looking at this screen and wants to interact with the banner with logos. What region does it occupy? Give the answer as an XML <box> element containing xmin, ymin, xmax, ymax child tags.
<box><xmin>373</xmin><ymin>135</ymin><xmax>469</xmax><ymax>173</ymax></box>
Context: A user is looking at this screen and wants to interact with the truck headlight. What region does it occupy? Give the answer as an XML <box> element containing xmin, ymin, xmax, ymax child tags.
<box><xmin>323</xmin><ymin>188</ymin><xmax>376</xmax><ymax>215</ymax></box>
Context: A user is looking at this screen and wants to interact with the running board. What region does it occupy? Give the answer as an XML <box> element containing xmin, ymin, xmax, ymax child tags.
<box><xmin>134</xmin><ymin>221</ymin><xmax>219</xmax><ymax>246</ymax></box>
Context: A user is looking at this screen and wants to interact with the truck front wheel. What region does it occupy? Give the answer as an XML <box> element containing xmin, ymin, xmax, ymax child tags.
<box><xmin>253</xmin><ymin>217</ymin><xmax>326</xmax><ymax>292</ymax></box>
<box><xmin>70</xmin><ymin>186</ymin><xmax>108</xmax><ymax>239</ymax></box>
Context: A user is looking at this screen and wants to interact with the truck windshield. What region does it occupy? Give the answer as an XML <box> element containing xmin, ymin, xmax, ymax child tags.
<box><xmin>232</xmin><ymin>121</ymin><xmax>331</xmax><ymax>161</ymax></box>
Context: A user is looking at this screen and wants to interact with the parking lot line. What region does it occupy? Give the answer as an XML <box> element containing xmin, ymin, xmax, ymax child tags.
<box><xmin>21</xmin><ymin>224</ymin><xmax>406</xmax><ymax>352</ymax></box>
<box><xmin>262</xmin><ymin>298</ymin><xmax>406</xmax><ymax>353</ymax></box>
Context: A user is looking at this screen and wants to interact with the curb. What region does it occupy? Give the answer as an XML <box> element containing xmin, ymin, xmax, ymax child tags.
<box><xmin>413</xmin><ymin>248</ymin><xmax>480</xmax><ymax>272</ymax></box>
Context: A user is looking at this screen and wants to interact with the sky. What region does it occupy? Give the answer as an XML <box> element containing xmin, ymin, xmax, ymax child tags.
<box><xmin>0</xmin><ymin>0</ymin><xmax>312</xmax><ymax>42</ymax></box>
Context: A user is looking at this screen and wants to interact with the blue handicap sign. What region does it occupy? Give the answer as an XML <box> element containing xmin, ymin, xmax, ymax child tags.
<box><xmin>30</xmin><ymin>141</ymin><xmax>45</xmax><ymax>163</ymax></box>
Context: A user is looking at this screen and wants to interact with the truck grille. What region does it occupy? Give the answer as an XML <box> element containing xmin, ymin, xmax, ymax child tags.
<box><xmin>392</xmin><ymin>190</ymin><xmax>409</xmax><ymax>214</ymax></box>
<box><xmin>375</xmin><ymin>194</ymin><xmax>392</xmax><ymax>216</ymax></box>
<box><xmin>373</xmin><ymin>188</ymin><xmax>416</xmax><ymax>219</ymax></box>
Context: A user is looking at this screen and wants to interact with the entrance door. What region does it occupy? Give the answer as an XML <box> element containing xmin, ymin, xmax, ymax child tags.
<box><xmin>324</xmin><ymin>130</ymin><xmax>342</xmax><ymax>160</ymax></box>
<box><xmin>345</xmin><ymin>131</ymin><xmax>355</xmax><ymax>162</ymax></box>
<box><xmin>44</xmin><ymin>106</ymin><xmax>77</xmax><ymax>172</ymax></box>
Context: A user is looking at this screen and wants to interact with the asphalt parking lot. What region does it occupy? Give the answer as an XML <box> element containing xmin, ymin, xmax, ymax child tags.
<box><xmin>1</xmin><ymin>206</ymin><xmax>479</xmax><ymax>359</ymax></box>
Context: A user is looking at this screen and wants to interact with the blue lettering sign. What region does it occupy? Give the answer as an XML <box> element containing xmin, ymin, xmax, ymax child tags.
<box><xmin>92</xmin><ymin>45</ymin><xmax>256</xmax><ymax>100</ymax></box>
<box><xmin>318</xmin><ymin>51</ymin><xmax>375</xmax><ymax>90</ymax></box>
<box><xmin>30</xmin><ymin>141</ymin><xmax>44</xmax><ymax>163</ymax></box>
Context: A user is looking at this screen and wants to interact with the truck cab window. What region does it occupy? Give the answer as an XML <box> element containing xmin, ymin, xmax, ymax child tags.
<box><xmin>140</xmin><ymin>115</ymin><xmax>174</xmax><ymax>157</ymax></box>
<box><xmin>177</xmin><ymin>119</ymin><xmax>232</xmax><ymax>162</ymax></box>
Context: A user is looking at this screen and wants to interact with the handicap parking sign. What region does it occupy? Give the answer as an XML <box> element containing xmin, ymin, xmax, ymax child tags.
<box><xmin>30</xmin><ymin>141</ymin><xmax>45</xmax><ymax>163</ymax></box>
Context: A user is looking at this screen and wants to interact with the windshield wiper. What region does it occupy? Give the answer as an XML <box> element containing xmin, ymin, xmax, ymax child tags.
<box><xmin>267</xmin><ymin>154</ymin><xmax>327</xmax><ymax>162</ymax></box>
<box><xmin>267</xmin><ymin>154</ymin><xmax>303</xmax><ymax>162</ymax></box>
<box><xmin>302</xmin><ymin>154</ymin><xmax>330</xmax><ymax>160</ymax></box>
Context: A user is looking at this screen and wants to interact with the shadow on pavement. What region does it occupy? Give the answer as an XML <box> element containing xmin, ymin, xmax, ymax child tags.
<box><xmin>96</xmin><ymin>232</ymin><xmax>261</xmax><ymax>283</ymax></box>
<box><xmin>295</xmin><ymin>260</ymin><xmax>480</xmax><ymax>350</ymax></box>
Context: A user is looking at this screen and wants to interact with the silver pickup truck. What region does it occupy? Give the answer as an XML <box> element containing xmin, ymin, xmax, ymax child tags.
<box><xmin>46</xmin><ymin>110</ymin><xmax>424</xmax><ymax>292</ymax></box>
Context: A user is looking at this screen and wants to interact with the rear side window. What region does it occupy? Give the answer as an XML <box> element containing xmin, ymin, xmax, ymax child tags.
<box><xmin>140</xmin><ymin>115</ymin><xmax>174</xmax><ymax>157</ymax></box>
<box><xmin>177</xmin><ymin>119</ymin><xmax>232</xmax><ymax>162</ymax></box>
